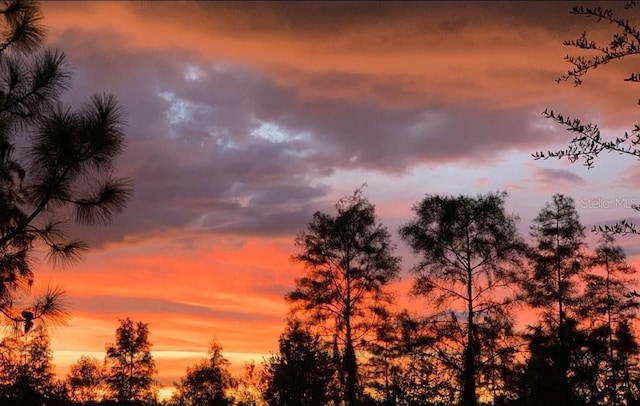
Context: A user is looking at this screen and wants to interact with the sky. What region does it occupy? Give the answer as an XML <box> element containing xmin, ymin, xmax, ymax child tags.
<box><xmin>21</xmin><ymin>0</ymin><xmax>640</xmax><ymax>394</ymax></box>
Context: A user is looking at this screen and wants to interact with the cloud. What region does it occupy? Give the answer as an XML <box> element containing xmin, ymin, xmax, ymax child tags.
<box><xmin>528</xmin><ymin>166</ymin><xmax>587</xmax><ymax>189</ymax></box>
<box><xmin>615</xmin><ymin>165</ymin><xmax>640</xmax><ymax>189</ymax></box>
<box><xmin>68</xmin><ymin>295</ymin><xmax>279</xmax><ymax>322</ymax></box>
<box><xmin>43</xmin><ymin>1</ymin><xmax>640</xmax><ymax>123</ymax></box>
<box><xmin>38</xmin><ymin>25</ymin><xmax>564</xmax><ymax>247</ymax></box>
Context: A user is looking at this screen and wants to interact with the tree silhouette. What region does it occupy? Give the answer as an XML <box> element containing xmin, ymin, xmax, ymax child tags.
<box><xmin>287</xmin><ymin>188</ymin><xmax>400</xmax><ymax>406</ymax></box>
<box><xmin>104</xmin><ymin>318</ymin><xmax>157</xmax><ymax>404</ymax></box>
<box><xmin>0</xmin><ymin>0</ymin><xmax>132</xmax><ymax>316</ymax></box>
<box><xmin>614</xmin><ymin>320</ymin><xmax>639</xmax><ymax>405</ymax></box>
<box><xmin>519</xmin><ymin>317</ymin><xmax>588</xmax><ymax>406</ymax></box>
<box><xmin>66</xmin><ymin>355</ymin><xmax>104</xmax><ymax>404</ymax></box>
<box><xmin>580</xmin><ymin>233</ymin><xmax>638</xmax><ymax>405</ymax></box>
<box><xmin>364</xmin><ymin>310</ymin><xmax>462</xmax><ymax>406</ymax></box>
<box><xmin>262</xmin><ymin>320</ymin><xmax>333</xmax><ymax>406</ymax></box>
<box><xmin>171</xmin><ymin>339</ymin><xmax>234</xmax><ymax>406</ymax></box>
<box><xmin>229</xmin><ymin>361</ymin><xmax>264</xmax><ymax>406</ymax></box>
<box><xmin>525</xmin><ymin>194</ymin><xmax>588</xmax><ymax>406</ymax></box>
<box><xmin>0</xmin><ymin>285</ymin><xmax>68</xmax><ymax>338</ymax></box>
<box><xmin>0</xmin><ymin>325</ymin><xmax>55</xmax><ymax>405</ymax></box>
<box><xmin>363</xmin><ymin>308</ymin><xmax>404</xmax><ymax>405</ymax></box>
<box><xmin>475</xmin><ymin>314</ymin><xmax>521</xmax><ymax>405</ymax></box>
<box><xmin>399</xmin><ymin>191</ymin><xmax>526</xmax><ymax>406</ymax></box>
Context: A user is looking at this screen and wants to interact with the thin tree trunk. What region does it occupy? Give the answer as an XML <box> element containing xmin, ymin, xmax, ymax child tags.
<box><xmin>345</xmin><ymin>340</ymin><xmax>357</xmax><ymax>406</ymax></box>
<box><xmin>605</xmin><ymin>254</ymin><xmax>619</xmax><ymax>406</ymax></box>
<box><xmin>460</xmin><ymin>227</ymin><xmax>477</xmax><ymax>406</ymax></box>
<box><xmin>461</xmin><ymin>320</ymin><xmax>477</xmax><ymax>406</ymax></box>
<box><xmin>491</xmin><ymin>349</ymin><xmax>497</xmax><ymax>406</ymax></box>
<box><xmin>623</xmin><ymin>357</ymin><xmax>632</xmax><ymax>406</ymax></box>
<box><xmin>344</xmin><ymin>250</ymin><xmax>358</xmax><ymax>406</ymax></box>
<box><xmin>129</xmin><ymin>352</ymin><xmax>134</xmax><ymax>402</ymax></box>
<box><xmin>556</xmin><ymin>219</ymin><xmax>571</xmax><ymax>406</ymax></box>
<box><xmin>332</xmin><ymin>332</ymin><xmax>342</xmax><ymax>406</ymax></box>
<box><xmin>384</xmin><ymin>342</ymin><xmax>390</xmax><ymax>405</ymax></box>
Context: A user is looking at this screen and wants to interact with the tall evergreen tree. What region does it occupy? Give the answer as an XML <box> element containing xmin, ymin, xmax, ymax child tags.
<box><xmin>104</xmin><ymin>318</ymin><xmax>157</xmax><ymax>404</ymax></box>
<box><xmin>580</xmin><ymin>233</ymin><xmax>638</xmax><ymax>405</ymax></box>
<box><xmin>525</xmin><ymin>193</ymin><xmax>588</xmax><ymax>406</ymax></box>
<box><xmin>287</xmin><ymin>188</ymin><xmax>400</xmax><ymax>406</ymax></box>
<box><xmin>399</xmin><ymin>191</ymin><xmax>526</xmax><ymax>406</ymax></box>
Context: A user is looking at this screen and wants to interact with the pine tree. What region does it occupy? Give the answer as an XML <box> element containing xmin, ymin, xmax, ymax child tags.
<box><xmin>287</xmin><ymin>188</ymin><xmax>400</xmax><ymax>406</ymax></box>
<box><xmin>525</xmin><ymin>194</ymin><xmax>588</xmax><ymax>406</ymax></box>
<box><xmin>104</xmin><ymin>318</ymin><xmax>157</xmax><ymax>404</ymax></box>
<box><xmin>399</xmin><ymin>191</ymin><xmax>526</xmax><ymax>406</ymax></box>
<box><xmin>580</xmin><ymin>233</ymin><xmax>638</xmax><ymax>405</ymax></box>
<box><xmin>0</xmin><ymin>0</ymin><xmax>131</xmax><ymax>326</ymax></box>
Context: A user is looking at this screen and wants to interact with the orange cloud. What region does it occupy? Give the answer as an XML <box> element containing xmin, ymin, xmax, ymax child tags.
<box><xmin>40</xmin><ymin>1</ymin><xmax>640</xmax><ymax>120</ymax></box>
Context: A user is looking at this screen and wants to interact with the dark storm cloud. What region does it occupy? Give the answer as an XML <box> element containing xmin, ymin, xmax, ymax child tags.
<box><xmin>49</xmin><ymin>30</ymin><xmax>330</xmax><ymax>243</ymax></box>
<box><xmin>295</xmin><ymin>101</ymin><xmax>559</xmax><ymax>169</ymax></box>
<box><xmin>48</xmin><ymin>27</ymin><xmax>561</xmax><ymax>245</ymax></box>
<box><xmin>132</xmin><ymin>1</ymin><xmax>588</xmax><ymax>42</ymax></box>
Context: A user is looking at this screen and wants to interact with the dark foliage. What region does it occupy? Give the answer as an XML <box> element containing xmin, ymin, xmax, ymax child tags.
<box><xmin>263</xmin><ymin>320</ymin><xmax>334</xmax><ymax>406</ymax></box>
<box><xmin>104</xmin><ymin>318</ymin><xmax>157</xmax><ymax>404</ymax></box>
<box><xmin>171</xmin><ymin>340</ymin><xmax>234</xmax><ymax>406</ymax></box>
<box><xmin>287</xmin><ymin>188</ymin><xmax>400</xmax><ymax>406</ymax></box>
<box><xmin>400</xmin><ymin>191</ymin><xmax>526</xmax><ymax>406</ymax></box>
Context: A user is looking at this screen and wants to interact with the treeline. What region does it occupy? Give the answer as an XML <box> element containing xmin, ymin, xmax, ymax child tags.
<box><xmin>1</xmin><ymin>190</ymin><xmax>639</xmax><ymax>406</ymax></box>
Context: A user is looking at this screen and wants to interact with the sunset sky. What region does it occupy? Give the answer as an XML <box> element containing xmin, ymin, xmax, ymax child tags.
<box><xmin>25</xmin><ymin>0</ymin><xmax>640</xmax><ymax>393</ymax></box>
